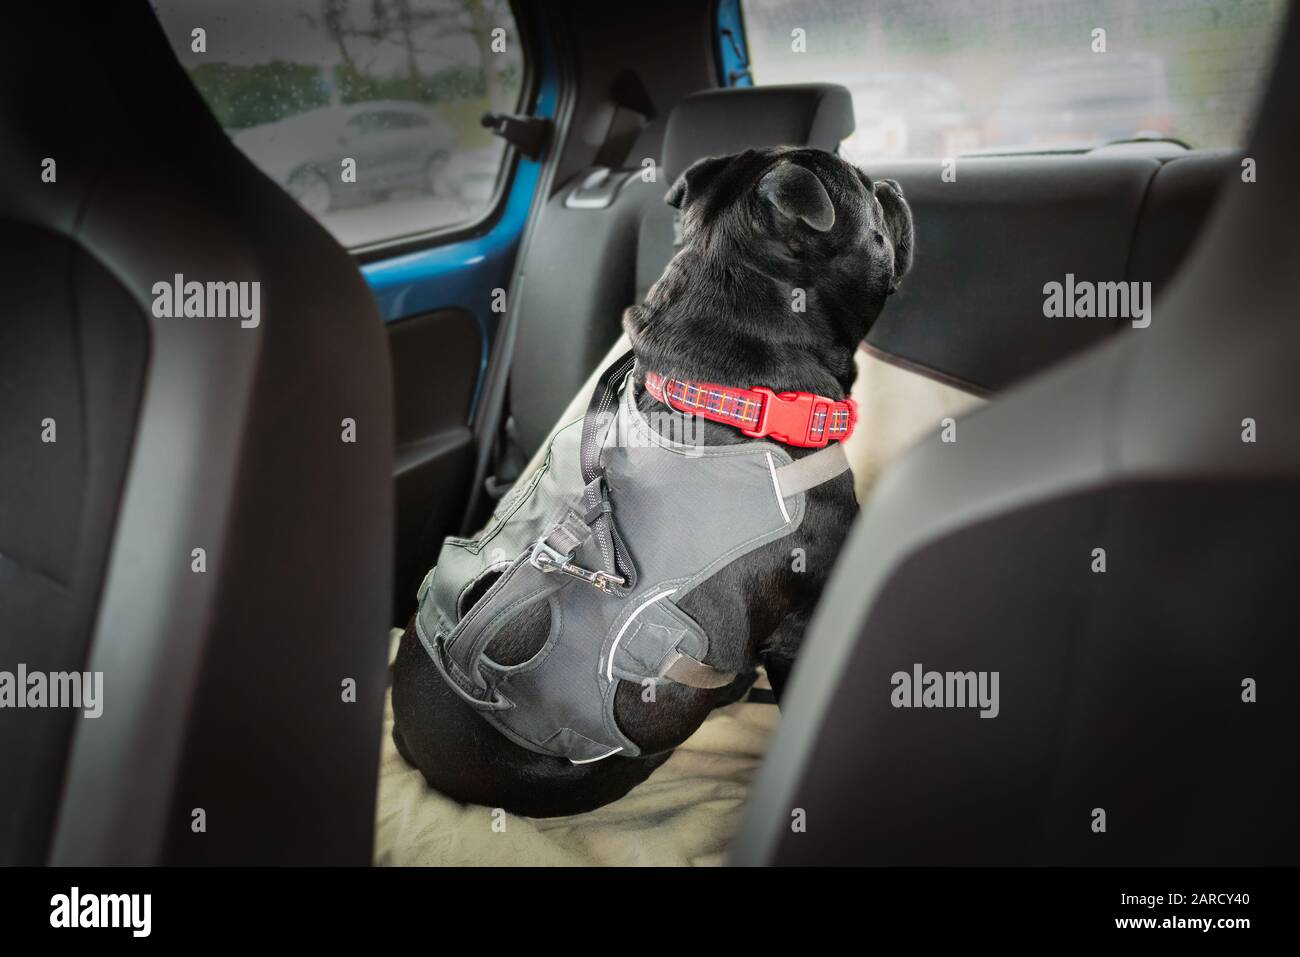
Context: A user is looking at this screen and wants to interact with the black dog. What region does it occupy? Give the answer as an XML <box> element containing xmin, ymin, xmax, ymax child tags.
<box><xmin>392</xmin><ymin>146</ymin><xmax>913</xmax><ymax>817</ymax></box>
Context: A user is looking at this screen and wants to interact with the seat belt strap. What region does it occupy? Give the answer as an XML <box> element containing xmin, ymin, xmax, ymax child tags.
<box><xmin>661</xmin><ymin>650</ymin><xmax>738</xmax><ymax>689</ymax></box>
<box><xmin>774</xmin><ymin>442</ymin><xmax>852</xmax><ymax>498</ymax></box>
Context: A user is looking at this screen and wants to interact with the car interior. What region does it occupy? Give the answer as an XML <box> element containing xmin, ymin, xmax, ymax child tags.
<box><xmin>2</xmin><ymin>0</ymin><xmax>1296</xmax><ymax>869</ymax></box>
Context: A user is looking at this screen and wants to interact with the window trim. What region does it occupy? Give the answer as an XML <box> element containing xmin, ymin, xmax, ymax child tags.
<box><xmin>713</xmin><ymin>0</ymin><xmax>753</xmax><ymax>89</ymax></box>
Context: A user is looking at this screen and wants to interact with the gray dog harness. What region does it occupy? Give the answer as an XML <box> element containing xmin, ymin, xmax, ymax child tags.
<box><xmin>414</xmin><ymin>351</ymin><xmax>852</xmax><ymax>763</ymax></box>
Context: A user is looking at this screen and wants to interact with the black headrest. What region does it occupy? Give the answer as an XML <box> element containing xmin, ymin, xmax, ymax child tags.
<box><xmin>660</xmin><ymin>83</ymin><xmax>854</xmax><ymax>182</ymax></box>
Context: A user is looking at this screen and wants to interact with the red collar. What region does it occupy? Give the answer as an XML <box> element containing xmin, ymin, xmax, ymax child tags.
<box><xmin>643</xmin><ymin>371</ymin><xmax>857</xmax><ymax>448</ymax></box>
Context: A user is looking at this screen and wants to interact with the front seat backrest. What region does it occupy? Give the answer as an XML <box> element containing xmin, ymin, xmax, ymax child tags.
<box><xmin>0</xmin><ymin>1</ymin><xmax>393</xmax><ymax>864</ymax></box>
<box><xmin>734</xmin><ymin>7</ymin><xmax>1300</xmax><ymax>866</ymax></box>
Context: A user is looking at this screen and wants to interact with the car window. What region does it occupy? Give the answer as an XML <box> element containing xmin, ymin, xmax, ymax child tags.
<box><xmin>738</xmin><ymin>0</ymin><xmax>1288</xmax><ymax>162</ymax></box>
<box><xmin>154</xmin><ymin>0</ymin><xmax>526</xmax><ymax>249</ymax></box>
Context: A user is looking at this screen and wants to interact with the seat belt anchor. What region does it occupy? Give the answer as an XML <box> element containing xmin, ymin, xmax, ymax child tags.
<box><xmin>529</xmin><ymin>541</ymin><xmax>626</xmax><ymax>592</ymax></box>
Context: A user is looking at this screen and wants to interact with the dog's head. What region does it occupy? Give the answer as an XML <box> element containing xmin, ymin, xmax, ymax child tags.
<box><xmin>666</xmin><ymin>146</ymin><xmax>913</xmax><ymax>304</ymax></box>
<box><xmin>628</xmin><ymin>146</ymin><xmax>914</xmax><ymax>395</ymax></box>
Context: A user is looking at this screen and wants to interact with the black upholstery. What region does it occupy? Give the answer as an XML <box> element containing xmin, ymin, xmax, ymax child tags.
<box><xmin>389</xmin><ymin>310</ymin><xmax>480</xmax><ymax>622</ymax></box>
<box><xmin>508</xmin><ymin>176</ymin><xmax>656</xmax><ymax>456</ymax></box>
<box><xmin>634</xmin><ymin>195</ymin><xmax>680</xmax><ymax>311</ymax></box>
<box><xmin>509</xmin><ymin>83</ymin><xmax>856</xmax><ymax>456</ymax></box>
<box><xmin>0</xmin><ymin>232</ymin><xmax>149</xmax><ymax>864</ymax></box>
<box><xmin>863</xmin><ymin>149</ymin><xmax>1240</xmax><ymax>394</ymax></box>
<box><xmin>0</xmin><ymin>2</ymin><xmax>393</xmax><ymax>864</ymax></box>
<box><xmin>659</xmin><ymin>84</ymin><xmax>855</xmax><ymax>182</ymax></box>
<box><xmin>1128</xmin><ymin>149</ymin><xmax>1241</xmax><ymax>292</ymax></box>
<box><xmin>734</xmin><ymin>6</ymin><xmax>1300</xmax><ymax>866</ymax></box>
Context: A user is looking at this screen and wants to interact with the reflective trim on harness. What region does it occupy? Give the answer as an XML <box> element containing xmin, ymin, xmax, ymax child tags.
<box><xmin>765</xmin><ymin>452</ymin><xmax>792</xmax><ymax>524</ymax></box>
<box><xmin>568</xmin><ymin>747</ymin><xmax>623</xmax><ymax>765</ymax></box>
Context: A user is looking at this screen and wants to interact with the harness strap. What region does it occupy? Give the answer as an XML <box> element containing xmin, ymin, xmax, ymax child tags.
<box><xmin>774</xmin><ymin>442</ymin><xmax>852</xmax><ymax>498</ymax></box>
<box><xmin>577</xmin><ymin>349</ymin><xmax>639</xmax><ymax>589</ymax></box>
<box><xmin>542</xmin><ymin>507</ymin><xmax>595</xmax><ymax>556</ymax></box>
<box><xmin>661</xmin><ymin>651</ymin><xmax>738</xmax><ymax>689</ymax></box>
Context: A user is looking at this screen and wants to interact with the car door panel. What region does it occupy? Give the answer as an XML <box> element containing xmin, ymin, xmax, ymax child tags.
<box><xmin>387</xmin><ymin>308</ymin><xmax>481</xmax><ymax>622</ymax></box>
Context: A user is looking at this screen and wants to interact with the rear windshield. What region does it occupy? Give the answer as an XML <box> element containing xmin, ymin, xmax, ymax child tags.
<box><xmin>739</xmin><ymin>0</ymin><xmax>1288</xmax><ymax>161</ymax></box>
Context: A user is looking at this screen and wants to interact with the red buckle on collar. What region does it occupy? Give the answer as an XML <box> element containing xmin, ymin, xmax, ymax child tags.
<box><xmin>742</xmin><ymin>387</ymin><xmax>855</xmax><ymax>448</ymax></box>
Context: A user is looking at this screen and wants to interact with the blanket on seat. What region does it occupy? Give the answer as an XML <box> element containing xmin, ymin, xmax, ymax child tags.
<box><xmin>374</xmin><ymin>629</ymin><xmax>777</xmax><ymax>866</ymax></box>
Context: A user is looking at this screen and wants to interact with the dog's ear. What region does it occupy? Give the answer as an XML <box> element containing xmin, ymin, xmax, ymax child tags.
<box><xmin>758</xmin><ymin>162</ymin><xmax>835</xmax><ymax>232</ymax></box>
<box><xmin>665</xmin><ymin>154</ymin><xmax>732</xmax><ymax>209</ymax></box>
<box><xmin>873</xmin><ymin>178</ymin><xmax>914</xmax><ymax>292</ymax></box>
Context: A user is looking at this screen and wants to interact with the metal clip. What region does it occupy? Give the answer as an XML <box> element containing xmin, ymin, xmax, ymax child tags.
<box><xmin>529</xmin><ymin>541</ymin><xmax>625</xmax><ymax>592</ymax></box>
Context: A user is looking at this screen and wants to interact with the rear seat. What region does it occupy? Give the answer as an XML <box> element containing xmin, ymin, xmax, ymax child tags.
<box><xmin>505</xmin><ymin>84</ymin><xmax>1241</xmax><ymax>508</ymax></box>
<box><xmin>863</xmin><ymin>147</ymin><xmax>1242</xmax><ymax>395</ymax></box>
<box><xmin>1128</xmin><ymin>148</ymin><xmax>1241</xmax><ymax>291</ymax></box>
